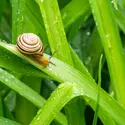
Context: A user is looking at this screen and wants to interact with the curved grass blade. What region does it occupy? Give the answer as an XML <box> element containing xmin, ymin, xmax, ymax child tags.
<box><xmin>0</xmin><ymin>116</ymin><xmax>21</xmax><ymax>125</ymax></box>
<box><xmin>30</xmin><ymin>81</ymin><xmax>116</xmax><ymax>125</ymax></box>
<box><xmin>0</xmin><ymin>43</ymin><xmax>125</xmax><ymax>124</ymax></box>
<box><xmin>92</xmin><ymin>54</ymin><xmax>103</xmax><ymax>125</ymax></box>
<box><xmin>89</xmin><ymin>0</ymin><xmax>125</xmax><ymax>107</ymax></box>
<box><xmin>30</xmin><ymin>82</ymin><xmax>74</xmax><ymax>125</ymax></box>
<box><xmin>25</xmin><ymin>0</ymin><xmax>48</xmax><ymax>44</ymax></box>
<box><xmin>0</xmin><ymin>68</ymin><xmax>67</xmax><ymax>125</ymax></box>
<box><xmin>36</xmin><ymin>0</ymin><xmax>73</xmax><ymax>66</ymax></box>
<box><xmin>37</xmin><ymin>0</ymin><xmax>89</xmax><ymax>123</ymax></box>
<box><xmin>14</xmin><ymin>76</ymin><xmax>41</xmax><ymax>125</ymax></box>
<box><xmin>61</xmin><ymin>0</ymin><xmax>90</xmax><ymax>32</ymax></box>
<box><xmin>12</xmin><ymin>0</ymin><xmax>26</xmax><ymax>43</ymax></box>
<box><xmin>117</xmin><ymin>0</ymin><xmax>125</xmax><ymax>11</ymax></box>
<box><xmin>115</xmin><ymin>9</ymin><xmax>125</xmax><ymax>34</ymax></box>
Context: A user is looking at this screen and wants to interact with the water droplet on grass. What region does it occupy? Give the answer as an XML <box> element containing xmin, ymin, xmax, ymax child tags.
<box><xmin>86</xmin><ymin>32</ymin><xmax>91</xmax><ymax>36</ymax></box>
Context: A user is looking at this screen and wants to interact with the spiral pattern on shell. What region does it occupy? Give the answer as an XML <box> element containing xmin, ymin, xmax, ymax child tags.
<box><xmin>16</xmin><ymin>33</ymin><xmax>43</xmax><ymax>55</ymax></box>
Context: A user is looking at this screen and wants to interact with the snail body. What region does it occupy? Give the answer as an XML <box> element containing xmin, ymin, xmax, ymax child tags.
<box><xmin>35</xmin><ymin>55</ymin><xmax>50</xmax><ymax>66</ymax></box>
<box><xmin>16</xmin><ymin>33</ymin><xmax>52</xmax><ymax>66</ymax></box>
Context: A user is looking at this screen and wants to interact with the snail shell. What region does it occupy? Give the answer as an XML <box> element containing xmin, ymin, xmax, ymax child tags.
<box><xmin>16</xmin><ymin>33</ymin><xmax>44</xmax><ymax>55</ymax></box>
<box><xmin>16</xmin><ymin>33</ymin><xmax>55</xmax><ymax>66</ymax></box>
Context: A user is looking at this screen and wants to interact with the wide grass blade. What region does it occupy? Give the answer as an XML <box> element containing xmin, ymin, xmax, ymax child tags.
<box><xmin>89</xmin><ymin>0</ymin><xmax>125</xmax><ymax>107</ymax></box>
<box><xmin>61</xmin><ymin>0</ymin><xmax>90</xmax><ymax>32</ymax></box>
<box><xmin>0</xmin><ymin>43</ymin><xmax>125</xmax><ymax>124</ymax></box>
<box><xmin>12</xmin><ymin>0</ymin><xmax>26</xmax><ymax>43</ymax></box>
<box><xmin>14</xmin><ymin>76</ymin><xmax>41</xmax><ymax>125</ymax></box>
<box><xmin>25</xmin><ymin>0</ymin><xmax>48</xmax><ymax>44</ymax></box>
<box><xmin>0</xmin><ymin>116</ymin><xmax>21</xmax><ymax>125</ymax></box>
<box><xmin>115</xmin><ymin>9</ymin><xmax>125</xmax><ymax>34</ymax></box>
<box><xmin>0</xmin><ymin>68</ymin><xmax>67</xmax><ymax>125</ymax></box>
<box><xmin>30</xmin><ymin>81</ymin><xmax>116</xmax><ymax>125</ymax></box>
<box><xmin>36</xmin><ymin>0</ymin><xmax>73</xmax><ymax>65</ymax></box>
<box><xmin>36</xmin><ymin>0</ymin><xmax>90</xmax><ymax>124</ymax></box>
<box><xmin>30</xmin><ymin>82</ymin><xmax>75</xmax><ymax>125</ymax></box>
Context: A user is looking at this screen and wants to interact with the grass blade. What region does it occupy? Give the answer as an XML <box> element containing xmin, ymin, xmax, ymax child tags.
<box><xmin>30</xmin><ymin>81</ymin><xmax>74</xmax><ymax>125</ymax></box>
<box><xmin>0</xmin><ymin>43</ymin><xmax>125</xmax><ymax>124</ymax></box>
<box><xmin>89</xmin><ymin>0</ymin><xmax>125</xmax><ymax>107</ymax></box>
<box><xmin>0</xmin><ymin>68</ymin><xmax>67</xmax><ymax>125</ymax></box>
<box><xmin>25</xmin><ymin>0</ymin><xmax>48</xmax><ymax>44</ymax></box>
<box><xmin>61</xmin><ymin>0</ymin><xmax>90</xmax><ymax>32</ymax></box>
<box><xmin>30</xmin><ymin>80</ymin><xmax>116</xmax><ymax>125</ymax></box>
<box><xmin>115</xmin><ymin>9</ymin><xmax>125</xmax><ymax>34</ymax></box>
<box><xmin>12</xmin><ymin>0</ymin><xmax>26</xmax><ymax>43</ymax></box>
<box><xmin>0</xmin><ymin>116</ymin><xmax>21</xmax><ymax>125</ymax></box>
<box><xmin>14</xmin><ymin>76</ymin><xmax>41</xmax><ymax>125</ymax></box>
<box><xmin>92</xmin><ymin>54</ymin><xmax>103</xmax><ymax>125</ymax></box>
<box><xmin>36</xmin><ymin>0</ymin><xmax>73</xmax><ymax>65</ymax></box>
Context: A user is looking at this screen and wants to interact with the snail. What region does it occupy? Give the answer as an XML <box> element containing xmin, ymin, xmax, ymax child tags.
<box><xmin>16</xmin><ymin>33</ymin><xmax>55</xmax><ymax>66</ymax></box>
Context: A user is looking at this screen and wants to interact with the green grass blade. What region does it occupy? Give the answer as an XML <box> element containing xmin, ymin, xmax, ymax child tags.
<box><xmin>82</xmin><ymin>27</ymin><xmax>103</xmax><ymax>78</ymax></box>
<box><xmin>36</xmin><ymin>1</ymin><xmax>89</xmax><ymax>123</ymax></box>
<box><xmin>67</xmin><ymin>12</ymin><xmax>91</xmax><ymax>42</ymax></box>
<box><xmin>0</xmin><ymin>116</ymin><xmax>21</xmax><ymax>125</ymax></box>
<box><xmin>12</xmin><ymin>0</ymin><xmax>26</xmax><ymax>43</ymax></box>
<box><xmin>89</xmin><ymin>101</ymin><xmax>116</xmax><ymax>125</ymax></box>
<box><xmin>0</xmin><ymin>13</ymin><xmax>11</xmax><ymax>42</ymax></box>
<box><xmin>30</xmin><ymin>82</ymin><xmax>75</xmax><ymax>125</ymax></box>
<box><xmin>14</xmin><ymin>76</ymin><xmax>41</xmax><ymax>125</ymax></box>
<box><xmin>3</xmin><ymin>100</ymin><xmax>14</xmax><ymax>120</ymax></box>
<box><xmin>0</xmin><ymin>43</ymin><xmax>125</xmax><ymax>124</ymax></box>
<box><xmin>92</xmin><ymin>54</ymin><xmax>103</xmax><ymax>125</ymax></box>
<box><xmin>0</xmin><ymin>98</ymin><xmax>3</xmax><ymax>116</ymax></box>
<box><xmin>61</xmin><ymin>0</ymin><xmax>90</xmax><ymax>32</ymax></box>
<box><xmin>30</xmin><ymin>81</ymin><xmax>116</xmax><ymax>125</ymax></box>
<box><xmin>0</xmin><ymin>68</ymin><xmax>45</xmax><ymax>108</ymax></box>
<box><xmin>70</xmin><ymin>46</ymin><xmax>92</xmax><ymax>78</ymax></box>
<box><xmin>115</xmin><ymin>9</ymin><xmax>125</xmax><ymax>34</ymax></box>
<box><xmin>65</xmin><ymin>98</ymin><xmax>86</xmax><ymax>125</ymax></box>
<box><xmin>4</xmin><ymin>90</ymin><xmax>16</xmax><ymax>108</ymax></box>
<box><xmin>25</xmin><ymin>0</ymin><xmax>90</xmax><ymax>74</ymax></box>
<box><xmin>0</xmin><ymin>68</ymin><xmax>67</xmax><ymax>125</ymax></box>
<box><xmin>30</xmin><ymin>53</ymin><xmax>115</xmax><ymax>125</ymax></box>
<box><xmin>89</xmin><ymin>0</ymin><xmax>125</xmax><ymax>107</ymax></box>
<box><xmin>36</xmin><ymin>0</ymin><xmax>73</xmax><ymax>66</ymax></box>
<box><xmin>112</xmin><ymin>0</ymin><xmax>118</xmax><ymax>10</ymax></box>
<box><xmin>25</xmin><ymin>0</ymin><xmax>91</xmax><ymax>45</ymax></box>
<box><xmin>58</xmin><ymin>0</ymin><xmax>70</xmax><ymax>10</ymax></box>
<box><xmin>0</xmin><ymin>1</ymin><xmax>5</xmax><ymax>23</ymax></box>
<box><xmin>25</xmin><ymin>0</ymin><xmax>48</xmax><ymax>44</ymax></box>
<box><xmin>117</xmin><ymin>0</ymin><xmax>125</xmax><ymax>10</ymax></box>
<box><xmin>0</xmin><ymin>42</ymin><xmax>51</xmax><ymax>78</ymax></box>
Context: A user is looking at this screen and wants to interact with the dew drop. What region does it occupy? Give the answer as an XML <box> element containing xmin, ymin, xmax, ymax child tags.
<box><xmin>105</xmin><ymin>34</ymin><xmax>110</xmax><ymax>38</ymax></box>
<box><xmin>85</xmin><ymin>57</ymin><xmax>92</xmax><ymax>65</ymax></box>
<box><xmin>86</xmin><ymin>32</ymin><xmax>91</xmax><ymax>36</ymax></box>
<box><xmin>62</xmin><ymin>13</ymin><xmax>67</xmax><ymax>19</ymax></box>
